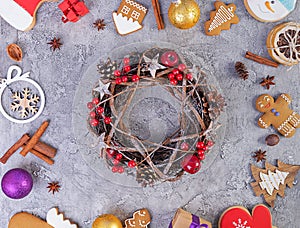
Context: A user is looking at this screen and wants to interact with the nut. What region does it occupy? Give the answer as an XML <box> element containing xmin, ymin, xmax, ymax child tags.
<box><xmin>265</xmin><ymin>134</ymin><xmax>280</xmax><ymax>146</ymax></box>
<box><xmin>6</xmin><ymin>44</ymin><xmax>23</xmax><ymax>62</ymax></box>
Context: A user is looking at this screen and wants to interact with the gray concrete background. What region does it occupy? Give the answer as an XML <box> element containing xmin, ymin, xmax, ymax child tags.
<box><xmin>0</xmin><ymin>0</ymin><xmax>299</xmax><ymax>227</ymax></box>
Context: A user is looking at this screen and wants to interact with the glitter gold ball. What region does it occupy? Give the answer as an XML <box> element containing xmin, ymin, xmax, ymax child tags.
<box><xmin>92</xmin><ymin>214</ymin><xmax>123</xmax><ymax>228</ymax></box>
<box><xmin>168</xmin><ymin>0</ymin><xmax>201</xmax><ymax>29</ymax></box>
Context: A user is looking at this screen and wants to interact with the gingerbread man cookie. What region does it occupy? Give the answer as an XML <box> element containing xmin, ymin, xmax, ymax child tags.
<box><xmin>125</xmin><ymin>209</ymin><xmax>151</xmax><ymax>228</ymax></box>
<box><xmin>256</xmin><ymin>94</ymin><xmax>300</xmax><ymax>137</ymax></box>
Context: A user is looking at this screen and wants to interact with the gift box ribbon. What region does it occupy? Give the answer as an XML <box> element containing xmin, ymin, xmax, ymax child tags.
<box><xmin>169</xmin><ymin>214</ymin><xmax>209</xmax><ymax>228</ymax></box>
<box><xmin>58</xmin><ymin>0</ymin><xmax>89</xmax><ymax>23</ymax></box>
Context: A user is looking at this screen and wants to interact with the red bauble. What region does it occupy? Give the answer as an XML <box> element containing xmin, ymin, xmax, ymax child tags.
<box><xmin>114</xmin><ymin>70</ymin><xmax>121</xmax><ymax>77</ymax></box>
<box><xmin>115</xmin><ymin>153</ymin><xmax>123</xmax><ymax>160</ymax></box>
<box><xmin>87</xmin><ymin>102</ymin><xmax>94</xmax><ymax>109</ymax></box>
<box><xmin>196</xmin><ymin>141</ymin><xmax>205</xmax><ymax>149</ymax></box>
<box><xmin>106</xmin><ymin>148</ymin><xmax>116</xmax><ymax>156</ymax></box>
<box><xmin>128</xmin><ymin>160</ymin><xmax>136</xmax><ymax>168</ymax></box>
<box><xmin>180</xmin><ymin>142</ymin><xmax>189</xmax><ymax>151</ymax></box>
<box><xmin>181</xmin><ymin>154</ymin><xmax>201</xmax><ymax>174</ymax></box>
<box><xmin>118</xmin><ymin>166</ymin><xmax>124</xmax><ymax>173</ymax></box>
<box><xmin>207</xmin><ymin>140</ymin><xmax>214</xmax><ymax>147</ymax></box>
<box><xmin>170</xmin><ymin>79</ymin><xmax>178</xmax><ymax>85</ymax></box>
<box><xmin>160</xmin><ymin>51</ymin><xmax>179</xmax><ymax>67</ymax></box>
<box><xmin>124</xmin><ymin>65</ymin><xmax>131</xmax><ymax>72</ymax></box>
<box><xmin>92</xmin><ymin>97</ymin><xmax>100</xmax><ymax>105</ymax></box>
<box><xmin>96</xmin><ymin>106</ymin><xmax>104</xmax><ymax>115</ymax></box>
<box><xmin>178</xmin><ymin>64</ymin><xmax>186</xmax><ymax>71</ymax></box>
<box><xmin>172</xmin><ymin>68</ymin><xmax>180</xmax><ymax>75</ymax></box>
<box><xmin>112</xmin><ymin>166</ymin><xmax>118</xmax><ymax>173</ymax></box>
<box><xmin>186</xmin><ymin>73</ymin><xmax>193</xmax><ymax>80</ymax></box>
<box><xmin>90</xmin><ymin>119</ymin><xmax>99</xmax><ymax>127</ymax></box>
<box><xmin>176</xmin><ymin>73</ymin><xmax>183</xmax><ymax>81</ymax></box>
<box><xmin>112</xmin><ymin>159</ymin><xmax>120</xmax><ymax>165</ymax></box>
<box><xmin>104</xmin><ymin>117</ymin><xmax>112</xmax><ymax>124</ymax></box>
<box><xmin>90</xmin><ymin>111</ymin><xmax>96</xmax><ymax>118</ymax></box>
<box><xmin>123</xmin><ymin>57</ymin><xmax>130</xmax><ymax>65</ymax></box>
<box><xmin>168</xmin><ymin>73</ymin><xmax>175</xmax><ymax>80</ymax></box>
<box><xmin>132</xmin><ymin>75</ymin><xmax>140</xmax><ymax>82</ymax></box>
<box><xmin>121</xmin><ymin>76</ymin><xmax>128</xmax><ymax>83</ymax></box>
<box><xmin>115</xmin><ymin>78</ymin><xmax>122</xmax><ymax>84</ymax></box>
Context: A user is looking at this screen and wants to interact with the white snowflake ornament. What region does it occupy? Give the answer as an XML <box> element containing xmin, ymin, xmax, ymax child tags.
<box><xmin>0</xmin><ymin>65</ymin><xmax>45</xmax><ymax>124</ymax></box>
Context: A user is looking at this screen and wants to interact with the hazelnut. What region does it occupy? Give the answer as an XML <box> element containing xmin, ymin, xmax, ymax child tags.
<box><xmin>265</xmin><ymin>134</ymin><xmax>280</xmax><ymax>146</ymax></box>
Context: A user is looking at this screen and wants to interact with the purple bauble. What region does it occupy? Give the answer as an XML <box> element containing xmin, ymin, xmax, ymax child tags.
<box><xmin>1</xmin><ymin>168</ymin><xmax>33</xmax><ymax>199</ymax></box>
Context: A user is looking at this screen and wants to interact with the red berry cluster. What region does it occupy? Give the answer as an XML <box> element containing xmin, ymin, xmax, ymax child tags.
<box><xmin>167</xmin><ymin>64</ymin><xmax>193</xmax><ymax>85</ymax></box>
<box><xmin>114</xmin><ymin>58</ymin><xmax>140</xmax><ymax>85</ymax></box>
<box><xmin>106</xmin><ymin>148</ymin><xmax>137</xmax><ymax>174</ymax></box>
<box><xmin>87</xmin><ymin>98</ymin><xmax>112</xmax><ymax>127</ymax></box>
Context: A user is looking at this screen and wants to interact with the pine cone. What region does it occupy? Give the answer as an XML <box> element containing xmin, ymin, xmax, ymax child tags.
<box><xmin>235</xmin><ymin>62</ymin><xmax>249</xmax><ymax>80</ymax></box>
<box><xmin>136</xmin><ymin>165</ymin><xmax>159</xmax><ymax>187</ymax></box>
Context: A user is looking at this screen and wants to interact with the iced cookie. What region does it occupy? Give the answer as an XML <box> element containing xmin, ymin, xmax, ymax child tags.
<box><xmin>0</xmin><ymin>0</ymin><xmax>57</xmax><ymax>31</ymax></box>
<box><xmin>8</xmin><ymin>212</ymin><xmax>52</xmax><ymax>228</ymax></box>
<box><xmin>125</xmin><ymin>209</ymin><xmax>151</xmax><ymax>228</ymax></box>
<box><xmin>267</xmin><ymin>22</ymin><xmax>300</xmax><ymax>66</ymax></box>
<box><xmin>256</xmin><ymin>94</ymin><xmax>300</xmax><ymax>137</ymax></box>
<box><xmin>244</xmin><ymin>0</ymin><xmax>297</xmax><ymax>22</ymax></box>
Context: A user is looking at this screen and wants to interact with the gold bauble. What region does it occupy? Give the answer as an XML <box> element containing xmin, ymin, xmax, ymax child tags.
<box><xmin>168</xmin><ymin>0</ymin><xmax>200</xmax><ymax>29</ymax></box>
<box><xmin>92</xmin><ymin>214</ymin><xmax>123</xmax><ymax>228</ymax></box>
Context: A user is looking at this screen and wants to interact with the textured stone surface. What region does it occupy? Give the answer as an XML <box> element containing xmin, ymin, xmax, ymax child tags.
<box><xmin>0</xmin><ymin>0</ymin><xmax>299</xmax><ymax>227</ymax></box>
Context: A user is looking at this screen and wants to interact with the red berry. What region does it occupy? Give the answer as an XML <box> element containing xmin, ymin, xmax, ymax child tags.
<box><xmin>168</xmin><ymin>73</ymin><xmax>175</xmax><ymax>80</ymax></box>
<box><xmin>106</xmin><ymin>148</ymin><xmax>116</xmax><ymax>156</ymax></box>
<box><xmin>87</xmin><ymin>102</ymin><xmax>94</xmax><ymax>109</ymax></box>
<box><xmin>180</xmin><ymin>142</ymin><xmax>189</xmax><ymax>151</ymax></box>
<box><xmin>196</xmin><ymin>142</ymin><xmax>205</xmax><ymax>149</ymax></box>
<box><xmin>186</xmin><ymin>73</ymin><xmax>193</xmax><ymax>80</ymax></box>
<box><xmin>114</xmin><ymin>70</ymin><xmax>121</xmax><ymax>77</ymax></box>
<box><xmin>106</xmin><ymin>153</ymin><xmax>113</xmax><ymax>159</ymax></box>
<box><xmin>197</xmin><ymin>149</ymin><xmax>205</xmax><ymax>156</ymax></box>
<box><xmin>90</xmin><ymin>111</ymin><xmax>96</xmax><ymax>118</ymax></box>
<box><xmin>202</xmin><ymin>146</ymin><xmax>208</xmax><ymax>151</ymax></box>
<box><xmin>92</xmin><ymin>97</ymin><xmax>100</xmax><ymax>105</ymax></box>
<box><xmin>172</xmin><ymin>68</ymin><xmax>180</xmax><ymax>75</ymax></box>
<box><xmin>104</xmin><ymin>117</ymin><xmax>112</xmax><ymax>124</ymax></box>
<box><xmin>132</xmin><ymin>75</ymin><xmax>140</xmax><ymax>82</ymax></box>
<box><xmin>206</xmin><ymin>140</ymin><xmax>214</xmax><ymax>147</ymax></box>
<box><xmin>160</xmin><ymin>51</ymin><xmax>179</xmax><ymax>67</ymax></box>
<box><xmin>121</xmin><ymin>76</ymin><xmax>128</xmax><ymax>83</ymax></box>
<box><xmin>96</xmin><ymin>106</ymin><xmax>104</xmax><ymax>115</ymax></box>
<box><xmin>178</xmin><ymin>64</ymin><xmax>186</xmax><ymax>71</ymax></box>
<box><xmin>170</xmin><ymin>79</ymin><xmax>178</xmax><ymax>85</ymax></box>
<box><xmin>118</xmin><ymin>166</ymin><xmax>124</xmax><ymax>173</ymax></box>
<box><xmin>112</xmin><ymin>159</ymin><xmax>120</xmax><ymax>165</ymax></box>
<box><xmin>112</xmin><ymin>166</ymin><xmax>118</xmax><ymax>173</ymax></box>
<box><xmin>124</xmin><ymin>65</ymin><xmax>131</xmax><ymax>72</ymax></box>
<box><xmin>181</xmin><ymin>154</ymin><xmax>201</xmax><ymax>174</ymax></box>
<box><xmin>128</xmin><ymin>160</ymin><xmax>136</xmax><ymax>168</ymax></box>
<box><xmin>116</xmin><ymin>153</ymin><xmax>123</xmax><ymax>160</ymax></box>
<box><xmin>176</xmin><ymin>73</ymin><xmax>183</xmax><ymax>81</ymax></box>
<box><xmin>199</xmin><ymin>153</ymin><xmax>205</xmax><ymax>161</ymax></box>
<box><xmin>90</xmin><ymin>119</ymin><xmax>99</xmax><ymax>127</ymax></box>
<box><xmin>115</xmin><ymin>78</ymin><xmax>122</xmax><ymax>84</ymax></box>
<box><xmin>123</xmin><ymin>57</ymin><xmax>130</xmax><ymax>65</ymax></box>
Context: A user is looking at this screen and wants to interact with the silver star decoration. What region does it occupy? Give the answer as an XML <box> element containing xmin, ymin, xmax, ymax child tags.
<box><xmin>93</xmin><ymin>80</ymin><xmax>111</xmax><ymax>99</ymax></box>
<box><xmin>98</xmin><ymin>132</ymin><xmax>107</xmax><ymax>151</ymax></box>
<box><xmin>143</xmin><ymin>54</ymin><xmax>166</xmax><ymax>78</ymax></box>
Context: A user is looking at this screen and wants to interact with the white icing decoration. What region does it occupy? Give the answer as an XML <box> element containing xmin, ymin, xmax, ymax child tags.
<box><xmin>245</xmin><ymin>0</ymin><xmax>295</xmax><ymax>22</ymax></box>
<box><xmin>0</xmin><ymin>65</ymin><xmax>45</xmax><ymax>124</ymax></box>
<box><xmin>259</xmin><ymin>169</ymin><xmax>289</xmax><ymax>195</ymax></box>
<box><xmin>113</xmin><ymin>12</ymin><xmax>142</xmax><ymax>35</ymax></box>
<box><xmin>277</xmin><ymin>112</ymin><xmax>298</xmax><ymax>137</ymax></box>
<box><xmin>258</xmin><ymin>118</ymin><xmax>268</xmax><ymax>128</ymax></box>
<box><xmin>281</xmin><ymin>94</ymin><xmax>291</xmax><ymax>104</ymax></box>
<box><xmin>208</xmin><ymin>6</ymin><xmax>235</xmax><ymax>32</ymax></box>
<box><xmin>232</xmin><ymin>218</ymin><xmax>251</xmax><ymax>228</ymax></box>
<box><xmin>125</xmin><ymin>0</ymin><xmax>147</xmax><ymax>13</ymax></box>
<box><xmin>46</xmin><ymin>208</ymin><xmax>77</xmax><ymax>228</ymax></box>
<box><xmin>0</xmin><ymin>0</ymin><xmax>34</xmax><ymax>31</ymax></box>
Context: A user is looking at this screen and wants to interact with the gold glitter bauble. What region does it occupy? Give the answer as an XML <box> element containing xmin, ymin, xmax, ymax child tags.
<box><xmin>168</xmin><ymin>0</ymin><xmax>200</xmax><ymax>29</ymax></box>
<box><xmin>92</xmin><ymin>214</ymin><xmax>123</xmax><ymax>228</ymax></box>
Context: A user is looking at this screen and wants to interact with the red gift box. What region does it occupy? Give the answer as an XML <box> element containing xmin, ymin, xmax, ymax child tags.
<box><xmin>58</xmin><ymin>0</ymin><xmax>89</xmax><ymax>23</ymax></box>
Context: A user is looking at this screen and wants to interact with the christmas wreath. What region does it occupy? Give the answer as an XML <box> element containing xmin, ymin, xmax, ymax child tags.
<box><xmin>86</xmin><ymin>47</ymin><xmax>225</xmax><ymax>186</ymax></box>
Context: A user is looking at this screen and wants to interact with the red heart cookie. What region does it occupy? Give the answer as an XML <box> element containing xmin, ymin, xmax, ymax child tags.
<box><xmin>219</xmin><ymin>205</ymin><xmax>273</xmax><ymax>228</ymax></box>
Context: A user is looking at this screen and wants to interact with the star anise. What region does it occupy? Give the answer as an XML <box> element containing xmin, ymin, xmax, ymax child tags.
<box><xmin>93</xmin><ymin>19</ymin><xmax>106</xmax><ymax>31</ymax></box>
<box><xmin>47</xmin><ymin>37</ymin><xmax>62</xmax><ymax>52</ymax></box>
<box><xmin>260</xmin><ymin>75</ymin><xmax>275</xmax><ymax>90</ymax></box>
<box><xmin>47</xmin><ymin>182</ymin><xmax>61</xmax><ymax>194</ymax></box>
<box><xmin>253</xmin><ymin>149</ymin><xmax>267</xmax><ymax>162</ymax></box>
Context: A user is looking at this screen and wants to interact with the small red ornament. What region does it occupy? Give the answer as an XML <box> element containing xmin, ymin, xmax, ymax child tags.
<box><xmin>168</xmin><ymin>73</ymin><xmax>175</xmax><ymax>80</ymax></box>
<box><xmin>87</xmin><ymin>102</ymin><xmax>94</xmax><ymax>109</ymax></box>
<box><xmin>114</xmin><ymin>70</ymin><xmax>121</xmax><ymax>77</ymax></box>
<box><xmin>207</xmin><ymin>140</ymin><xmax>214</xmax><ymax>147</ymax></box>
<box><xmin>92</xmin><ymin>97</ymin><xmax>100</xmax><ymax>105</ymax></box>
<box><xmin>112</xmin><ymin>166</ymin><xmax>118</xmax><ymax>173</ymax></box>
<box><xmin>115</xmin><ymin>78</ymin><xmax>122</xmax><ymax>84</ymax></box>
<box><xmin>181</xmin><ymin>154</ymin><xmax>201</xmax><ymax>174</ymax></box>
<box><xmin>115</xmin><ymin>153</ymin><xmax>123</xmax><ymax>160</ymax></box>
<box><xmin>197</xmin><ymin>149</ymin><xmax>205</xmax><ymax>156</ymax></box>
<box><xmin>58</xmin><ymin>0</ymin><xmax>89</xmax><ymax>23</ymax></box>
<box><xmin>90</xmin><ymin>111</ymin><xmax>96</xmax><ymax>118</ymax></box>
<box><xmin>128</xmin><ymin>160</ymin><xmax>136</xmax><ymax>168</ymax></box>
<box><xmin>172</xmin><ymin>68</ymin><xmax>180</xmax><ymax>75</ymax></box>
<box><xmin>202</xmin><ymin>146</ymin><xmax>208</xmax><ymax>151</ymax></box>
<box><xmin>180</xmin><ymin>142</ymin><xmax>189</xmax><ymax>151</ymax></box>
<box><xmin>90</xmin><ymin>119</ymin><xmax>99</xmax><ymax>127</ymax></box>
<box><xmin>132</xmin><ymin>75</ymin><xmax>140</xmax><ymax>82</ymax></box>
<box><xmin>123</xmin><ymin>58</ymin><xmax>130</xmax><ymax>65</ymax></box>
<box><xmin>196</xmin><ymin>141</ymin><xmax>205</xmax><ymax>149</ymax></box>
<box><xmin>170</xmin><ymin>79</ymin><xmax>178</xmax><ymax>85</ymax></box>
<box><xmin>124</xmin><ymin>65</ymin><xmax>131</xmax><ymax>72</ymax></box>
<box><xmin>186</xmin><ymin>73</ymin><xmax>193</xmax><ymax>80</ymax></box>
<box><xmin>112</xmin><ymin>159</ymin><xmax>120</xmax><ymax>165</ymax></box>
<box><xmin>96</xmin><ymin>106</ymin><xmax>104</xmax><ymax>115</ymax></box>
<box><xmin>178</xmin><ymin>64</ymin><xmax>186</xmax><ymax>71</ymax></box>
<box><xmin>118</xmin><ymin>166</ymin><xmax>124</xmax><ymax>173</ymax></box>
<box><xmin>104</xmin><ymin>117</ymin><xmax>112</xmax><ymax>124</ymax></box>
<box><xmin>199</xmin><ymin>153</ymin><xmax>205</xmax><ymax>161</ymax></box>
<box><xmin>160</xmin><ymin>51</ymin><xmax>179</xmax><ymax>67</ymax></box>
<box><xmin>106</xmin><ymin>148</ymin><xmax>116</xmax><ymax>156</ymax></box>
<box><xmin>121</xmin><ymin>76</ymin><xmax>128</xmax><ymax>83</ymax></box>
<box><xmin>176</xmin><ymin>73</ymin><xmax>183</xmax><ymax>81</ymax></box>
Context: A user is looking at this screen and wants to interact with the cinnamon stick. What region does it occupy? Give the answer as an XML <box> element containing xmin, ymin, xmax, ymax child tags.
<box><xmin>0</xmin><ymin>134</ymin><xmax>30</xmax><ymax>164</ymax></box>
<box><xmin>21</xmin><ymin>146</ymin><xmax>54</xmax><ymax>165</ymax></box>
<box><xmin>245</xmin><ymin>51</ymin><xmax>279</xmax><ymax>68</ymax></box>
<box><xmin>152</xmin><ymin>0</ymin><xmax>165</xmax><ymax>30</ymax></box>
<box><xmin>29</xmin><ymin>141</ymin><xmax>57</xmax><ymax>158</ymax></box>
<box><xmin>20</xmin><ymin>121</ymin><xmax>49</xmax><ymax>157</ymax></box>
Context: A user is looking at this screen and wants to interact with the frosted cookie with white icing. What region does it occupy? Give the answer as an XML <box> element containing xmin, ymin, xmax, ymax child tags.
<box><xmin>244</xmin><ymin>0</ymin><xmax>297</xmax><ymax>22</ymax></box>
